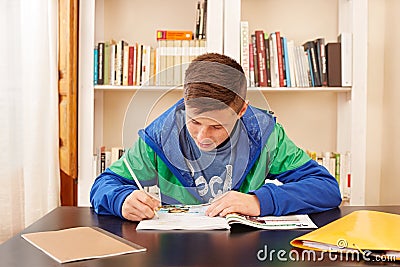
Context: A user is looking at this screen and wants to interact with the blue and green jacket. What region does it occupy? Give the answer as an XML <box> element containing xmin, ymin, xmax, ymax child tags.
<box><xmin>90</xmin><ymin>99</ymin><xmax>342</xmax><ymax>219</ymax></box>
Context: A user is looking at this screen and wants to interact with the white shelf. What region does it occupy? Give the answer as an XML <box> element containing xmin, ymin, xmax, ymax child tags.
<box><xmin>94</xmin><ymin>85</ymin><xmax>351</xmax><ymax>93</ymax></box>
<box><xmin>94</xmin><ymin>85</ymin><xmax>183</xmax><ymax>91</ymax></box>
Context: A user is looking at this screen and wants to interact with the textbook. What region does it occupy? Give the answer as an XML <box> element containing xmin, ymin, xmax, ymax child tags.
<box><xmin>291</xmin><ymin>210</ymin><xmax>400</xmax><ymax>260</ymax></box>
<box><xmin>21</xmin><ymin>227</ymin><xmax>146</xmax><ymax>263</ymax></box>
<box><xmin>136</xmin><ymin>204</ymin><xmax>317</xmax><ymax>230</ymax></box>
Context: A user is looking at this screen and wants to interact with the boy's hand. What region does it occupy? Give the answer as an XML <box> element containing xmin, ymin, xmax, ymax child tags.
<box><xmin>205</xmin><ymin>191</ymin><xmax>261</xmax><ymax>217</ymax></box>
<box><xmin>122</xmin><ymin>190</ymin><xmax>160</xmax><ymax>221</ymax></box>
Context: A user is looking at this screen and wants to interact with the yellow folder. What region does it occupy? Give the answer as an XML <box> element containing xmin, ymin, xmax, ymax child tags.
<box><xmin>291</xmin><ymin>210</ymin><xmax>400</xmax><ymax>260</ymax></box>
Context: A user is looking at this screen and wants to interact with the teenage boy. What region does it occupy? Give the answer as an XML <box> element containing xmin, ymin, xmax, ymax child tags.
<box><xmin>90</xmin><ymin>53</ymin><xmax>342</xmax><ymax>221</ymax></box>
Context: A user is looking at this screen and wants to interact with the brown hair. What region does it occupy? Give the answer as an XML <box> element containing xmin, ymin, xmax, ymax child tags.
<box><xmin>184</xmin><ymin>53</ymin><xmax>247</xmax><ymax>114</ymax></box>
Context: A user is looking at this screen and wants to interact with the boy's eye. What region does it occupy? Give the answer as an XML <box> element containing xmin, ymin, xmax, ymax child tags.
<box><xmin>212</xmin><ymin>125</ymin><xmax>223</xmax><ymax>130</ymax></box>
<box><xmin>191</xmin><ymin>119</ymin><xmax>200</xmax><ymax>125</ymax></box>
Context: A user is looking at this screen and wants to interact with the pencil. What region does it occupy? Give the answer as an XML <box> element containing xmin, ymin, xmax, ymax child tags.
<box><xmin>123</xmin><ymin>158</ymin><xmax>159</xmax><ymax>218</ymax></box>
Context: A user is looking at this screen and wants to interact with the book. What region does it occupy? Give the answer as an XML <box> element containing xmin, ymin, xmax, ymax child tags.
<box><xmin>136</xmin><ymin>44</ymin><xmax>142</xmax><ymax>86</ymax></box>
<box><xmin>103</xmin><ymin>41</ymin><xmax>110</xmax><ymax>85</ymax></box>
<box><xmin>127</xmin><ymin>46</ymin><xmax>134</xmax><ymax>85</ymax></box>
<box><xmin>303</xmin><ymin>40</ymin><xmax>321</xmax><ymax>87</ymax></box>
<box><xmin>286</xmin><ymin>40</ymin><xmax>297</xmax><ymax>87</ymax></box>
<box><xmin>281</xmin><ymin>36</ymin><xmax>289</xmax><ymax>87</ymax></box>
<box><xmin>122</xmin><ymin>41</ymin><xmax>129</xmax><ymax>86</ymax></box>
<box><xmin>291</xmin><ymin>210</ymin><xmax>400</xmax><ymax>260</ymax></box>
<box><xmin>93</xmin><ymin>46</ymin><xmax>98</xmax><ymax>85</ymax></box>
<box><xmin>249</xmin><ymin>43</ymin><xmax>255</xmax><ymax>87</ymax></box>
<box><xmin>264</xmin><ymin>32</ymin><xmax>272</xmax><ymax>87</ymax></box>
<box><xmin>141</xmin><ymin>45</ymin><xmax>151</xmax><ymax>85</ymax></box>
<box><xmin>269</xmin><ymin>33</ymin><xmax>279</xmax><ymax>87</ymax></box>
<box><xmin>294</xmin><ymin>46</ymin><xmax>305</xmax><ymax>87</ymax></box>
<box><xmin>302</xmin><ymin>48</ymin><xmax>313</xmax><ymax>87</ymax></box>
<box><xmin>326</xmin><ymin>42</ymin><xmax>341</xmax><ymax>87</ymax></box>
<box><xmin>255</xmin><ymin>30</ymin><xmax>268</xmax><ymax>87</ymax></box>
<box><xmin>338</xmin><ymin>32</ymin><xmax>352</xmax><ymax>87</ymax></box>
<box><xmin>173</xmin><ymin>40</ymin><xmax>182</xmax><ymax>85</ymax></box>
<box><xmin>181</xmin><ymin>39</ymin><xmax>190</xmax><ymax>84</ymax></box>
<box><xmin>275</xmin><ymin>31</ymin><xmax>285</xmax><ymax>87</ymax></box>
<box><xmin>21</xmin><ymin>227</ymin><xmax>146</xmax><ymax>263</ymax></box>
<box><xmin>150</xmin><ymin>47</ymin><xmax>157</xmax><ymax>86</ymax></box>
<box><xmin>250</xmin><ymin>34</ymin><xmax>259</xmax><ymax>87</ymax></box>
<box><xmin>157</xmin><ymin>30</ymin><xmax>193</xmax><ymax>40</ymax></box>
<box><xmin>136</xmin><ymin>204</ymin><xmax>317</xmax><ymax>231</ymax></box>
<box><xmin>195</xmin><ymin>0</ymin><xmax>201</xmax><ymax>39</ymax></box>
<box><xmin>109</xmin><ymin>40</ymin><xmax>117</xmax><ymax>85</ymax></box>
<box><xmin>240</xmin><ymin>21</ymin><xmax>250</xmax><ymax>87</ymax></box>
<box><xmin>201</xmin><ymin>0</ymin><xmax>207</xmax><ymax>39</ymax></box>
<box><xmin>97</xmin><ymin>42</ymin><xmax>105</xmax><ymax>85</ymax></box>
<box><xmin>115</xmin><ymin>40</ymin><xmax>125</xmax><ymax>86</ymax></box>
<box><xmin>315</xmin><ymin>38</ymin><xmax>327</xmax><ymax>86</ymax></box>
<box><xmin>157</xmin><ymin>40</ymin><xmax>167</xmax><ymax>86</ymax></box>
<box><xmin>165</xmin><ymin>40</ymin><xmax>175</xmax><ymax>86</ymax></box>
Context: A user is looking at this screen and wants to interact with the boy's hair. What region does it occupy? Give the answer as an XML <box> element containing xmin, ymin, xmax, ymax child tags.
<box><xmin>184</xmin><ymin>53</ymin><xmax>247</xmax><ymax>114</ymax></box>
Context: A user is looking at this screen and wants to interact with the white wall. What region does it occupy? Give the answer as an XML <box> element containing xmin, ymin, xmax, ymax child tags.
<box><xmin>379</xmin><ymin>0</ymin><xmax>400</xmax><ymax>204</ymax></box>
<box><xmin>366</xmin><ymin>0</ymin><xmax>385</xmax><ymax>205</ymax></box>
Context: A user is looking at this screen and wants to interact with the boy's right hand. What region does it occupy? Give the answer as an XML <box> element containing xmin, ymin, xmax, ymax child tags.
<box><xmin>121</xmin><ymin>190</ymin><xmax>160</xmax><ymax>221</ymax></box>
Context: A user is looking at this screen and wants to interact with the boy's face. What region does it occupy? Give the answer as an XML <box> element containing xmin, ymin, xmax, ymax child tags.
<box><xmin>185</xmin><ymin>104</ymin><xmax>247</xmax><ymax>151</ymax></box>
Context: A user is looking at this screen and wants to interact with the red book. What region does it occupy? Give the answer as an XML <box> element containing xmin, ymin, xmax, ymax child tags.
<box><xmin>128</xmin><ymin>46</ymin><xmax>134</xmax><ymax>86</ymax></box>
<box><xmin>275</xmin><ymin>31</ymin><xmax>285</xmax><ymax>87</ymax></box>
<box><xmin>255</xmin><ymin>30</ymin><xmax>268</xmax><ymax>87</ymax></box>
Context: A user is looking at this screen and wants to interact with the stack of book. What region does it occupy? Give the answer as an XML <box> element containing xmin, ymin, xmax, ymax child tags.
<box><xmin>240</xmin><ymin>21</ymin><xmax>352</xmax><ymax>88</ymax></box>
<box><xmin>95</xmin><ymin>146</ymin><xmax>125</xmax><ymax>176</ymax></box>
<box><xmin>156</xmin><ymin>37</ymin><xmax>206</xmax><ymax>86</ymax></box>
<box><xmin>93</xmin><ymin>40</ymin><xmax>156</xmax><ymax>86</ymax></box>
<box><xmin>93</xmin><ymin>36</ymin><xmax>207</xmax><ymax>87</ymax></box>
<box><xmin>307</xmin><ymin>150</ymin><xmax>351</xmax><ymax>201</ymax></box>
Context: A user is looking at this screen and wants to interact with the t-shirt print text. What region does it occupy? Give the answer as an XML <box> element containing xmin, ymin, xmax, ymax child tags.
<box><xmin>194</xmin><ymin>165</ymin><xmax>233</xmax><ymax>202</ymax></box>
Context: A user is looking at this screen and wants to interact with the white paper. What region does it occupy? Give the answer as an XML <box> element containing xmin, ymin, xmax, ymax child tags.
<box><xmin>137</xmin><ymin>205</ymin><xmax>230</xmax><ymax>230</ymax></box>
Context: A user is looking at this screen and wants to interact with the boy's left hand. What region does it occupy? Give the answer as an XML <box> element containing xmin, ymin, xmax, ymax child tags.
<box><xmin>205</xmin><ymin>191</ymin><xmax>261</xmax><ymax>217</ymax></box>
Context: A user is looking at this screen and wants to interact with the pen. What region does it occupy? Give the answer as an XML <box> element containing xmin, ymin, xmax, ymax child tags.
<box><xmin>123</xmin><ymin>158</ymin><xmax>159</xmax><ymax>219</ymax></box>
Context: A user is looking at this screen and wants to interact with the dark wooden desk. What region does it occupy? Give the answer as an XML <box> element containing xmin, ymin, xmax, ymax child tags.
<box><xmin>1</xmin><ymin>206</ymin><xmax>399</xmax><ymax>267</ymax></box>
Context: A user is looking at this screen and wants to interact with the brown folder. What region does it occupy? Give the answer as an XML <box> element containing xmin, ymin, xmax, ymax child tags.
<box><xmin>22</xmin><ymin>226</ymin><xmax>146</xmax><ymax>263</ymax></box>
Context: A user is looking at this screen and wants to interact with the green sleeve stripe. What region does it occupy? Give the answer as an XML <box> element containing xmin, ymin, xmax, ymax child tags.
<box><xmin>267</xmin><ymin>123</ymin><xmax>310</xmax><ymax>175</ymax></box>
<box><xmin>109</xmin><ymin>138</ymin><xmax>158</xmax><ymax>182</ymax></box>
<box><xmin>110</xmin><ymin>138</ymin><xmax>200</xmax><ymax>204</ymax></box>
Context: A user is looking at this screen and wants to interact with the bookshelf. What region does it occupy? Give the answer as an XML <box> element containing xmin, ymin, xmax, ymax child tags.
<box><xmin>78</xmin><ymin>0</ymin><xmax>367</xmax><ymax>206</ymax></box>
<box><xmin>78</xmin><ymin>0</ymin><xmax>223</xmax><ymax>206</ymax></box>
<box><xmin>224</xmin><ymin>0</ymin><xmax>367</xmax><ymax>205</ymax></box>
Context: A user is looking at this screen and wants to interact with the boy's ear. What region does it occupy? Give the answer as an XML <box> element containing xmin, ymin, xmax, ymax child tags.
<box><xmin>238</xmin><ymin>100</ymin><xmax>249</xmax><ymax>118</ymax></box>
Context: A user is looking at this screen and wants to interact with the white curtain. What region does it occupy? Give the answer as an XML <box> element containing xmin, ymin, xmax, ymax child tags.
<box><xmin>0</xmin><ymin>0</ymin><xmax>60</xmax><ymax>243</ymax></box>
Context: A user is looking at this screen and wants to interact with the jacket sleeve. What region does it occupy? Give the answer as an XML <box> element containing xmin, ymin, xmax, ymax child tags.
<box><xmin>251</xmin><ymin>124</ymin><xmax>342</xmax><ymax>216</ymax></box>
<box><xmin>90</xmin><ymin>138</ymin><xmax>158</xmax><ymax>218</ymax></box>
<box><xmin>90</xmin><ymin>169</ymin><xmax>138</xmax><ymax>218</ymax></box>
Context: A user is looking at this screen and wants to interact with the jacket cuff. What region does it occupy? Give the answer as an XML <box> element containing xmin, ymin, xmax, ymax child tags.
<box><xmin>251</xmin><ymin>185</ymin><xmax>276</xmax><ymax>216</ymax></box>
<box><xmin>113</xmin><ymin>189</ymin><xmax>133</xmax><ymax>219</ymax></box>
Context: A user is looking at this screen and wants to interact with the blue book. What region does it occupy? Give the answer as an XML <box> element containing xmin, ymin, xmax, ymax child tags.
<box><xmin>94</xmin><ymin>47</ymin><xmax>98</xmax><ymax>85</ymax></box>
<box><xmin>282</xmin><ymin>37</ymin><xmax>291</xmax><ymax>87</ymax></box>
<box><xmin>306</xmin><ymin>50</ymin><xmax>315</xmax><ymax>87</ymax></box>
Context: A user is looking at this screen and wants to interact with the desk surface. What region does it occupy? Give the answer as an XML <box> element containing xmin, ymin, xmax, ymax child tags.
<box><xmin>1</xmin><ymin>205</ymin><xmax>399</xmax><ymax>267</ymax></box>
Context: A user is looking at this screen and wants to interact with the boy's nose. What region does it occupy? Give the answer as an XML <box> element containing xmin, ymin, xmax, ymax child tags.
<box><xmin>197</xmin><ymin>126</ymin><xmax>211</xmax><ymax>141</ymax></box>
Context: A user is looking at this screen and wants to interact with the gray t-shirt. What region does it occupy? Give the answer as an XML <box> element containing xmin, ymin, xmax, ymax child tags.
<box><xmin>176</xmin><ymin>110</ymin><xmax>244</xmax><ymax>203</ymax></box>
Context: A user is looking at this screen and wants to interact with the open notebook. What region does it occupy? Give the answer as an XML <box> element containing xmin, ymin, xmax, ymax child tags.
<box><xmin>291</xmin><ymin>210</ymin><xmax>400</xmax><ymax>260</ymax></box>
<box><xmin>136</xmin><ymin>204</ymin><xmax>317</xmax><ymax>230</ymax></box>
<box><xmin>21</xmin><ymin>226</ymin><xmax>146</xmax><ymax>263</ymax></box>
